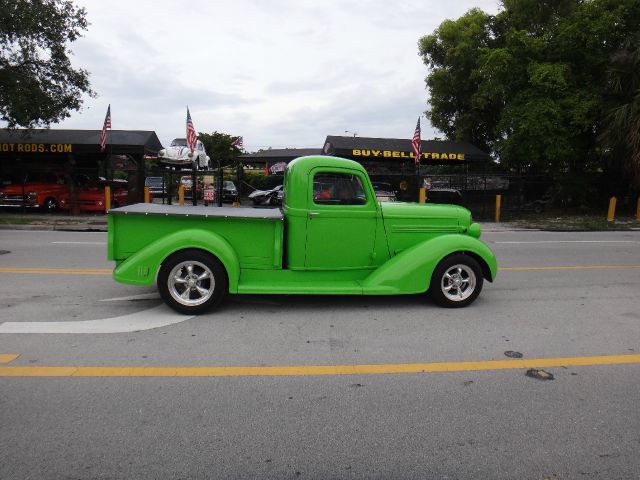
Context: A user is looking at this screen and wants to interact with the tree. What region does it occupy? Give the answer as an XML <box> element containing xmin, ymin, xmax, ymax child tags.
<box><xmin>418</xmin><ymin>0</ymin><xmax>640</xmax><ymax>182</ymax></box>
<box><xmin>198</xmin><ymin>131</ymin><xmax>242</xmax><ymax>168</ymax></box>
<box><xmin>600</xmin><ymin>37</ymin><xmax>640</xmax><ymax>188</ymax></box>
<box><xmin>0</xmin><ymin>0</ymin><xmax>93</xmax><ymax>128</ymax></box>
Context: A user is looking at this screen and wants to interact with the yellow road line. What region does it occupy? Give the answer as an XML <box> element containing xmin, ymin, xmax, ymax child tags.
<box><xmin>0</xmin><ymin>354</ymin><xmax>19</xmax><ymax>364</ymax></box>
<box><xmin>1</xmin><ymin>354</ymin><xmax>639</xmax><ymax>377</ymax></box>
<box><xmin>1</xmin><ymin>265</ymin><xmax>640</xmax><ymax>277</ymax></box>
<box><xmin>0</xmin><ymin>267</ymin><xmax>111</xmax><ymax>275</ymax></box>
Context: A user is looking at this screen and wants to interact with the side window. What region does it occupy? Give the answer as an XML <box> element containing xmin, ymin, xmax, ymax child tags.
<box><xmin>313</xmin><ymin>172</ymin><xmax>367</xmax><ymax>205</ymax></box>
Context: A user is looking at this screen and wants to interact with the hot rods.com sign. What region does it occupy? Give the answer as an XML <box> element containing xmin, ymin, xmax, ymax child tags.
<box><xmin>0</xmin><ymin>143</ymin><xmax>73</xmax><ymax>154</ymax></box>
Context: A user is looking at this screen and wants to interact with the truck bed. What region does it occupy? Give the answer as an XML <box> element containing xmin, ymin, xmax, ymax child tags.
<box><xmin>108</xmin><ymin>204</ymin><xmax>284</xmax><ymax>269</ymax></box>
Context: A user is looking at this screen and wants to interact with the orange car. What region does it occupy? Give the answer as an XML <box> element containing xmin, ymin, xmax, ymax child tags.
<box><xmin>0</xmin><ymin>172</ymin><xmax>69</xmax><ymax>211</ymax></box>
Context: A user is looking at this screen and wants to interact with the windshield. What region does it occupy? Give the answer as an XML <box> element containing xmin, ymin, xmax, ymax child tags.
<box><xmin>170</xmin><ymin>138</ymin><xmax>187</xmax><ymax>147</ymax></box>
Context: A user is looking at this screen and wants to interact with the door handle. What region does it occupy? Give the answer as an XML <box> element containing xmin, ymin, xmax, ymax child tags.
<box><xmin>308</xmin><ymin>211</ymin><xmax>320</xmax><ymax>218</ymax></box>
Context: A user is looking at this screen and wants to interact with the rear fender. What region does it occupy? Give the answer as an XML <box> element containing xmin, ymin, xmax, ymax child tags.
<box><xmin>113</xmin><ymin>229</ymin><xmax>240</xmax><ymax>291</ymax></box>
<box><xmin>361</xmin><ymin>234</ymin><xmax>497</xmax><ymax>294</ymax></box>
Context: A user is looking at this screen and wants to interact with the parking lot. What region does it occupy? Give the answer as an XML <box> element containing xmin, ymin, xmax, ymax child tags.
<box><xmin>1</xmin><ymin>228</ymin><xmax>639</xmax><ymax>479</ymax></box>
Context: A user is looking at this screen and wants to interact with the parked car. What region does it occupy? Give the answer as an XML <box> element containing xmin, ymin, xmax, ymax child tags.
<box><xmin>59</xmin><ymin>178</ymin><xmax>128</xmax><ymax>212</ymax></box>
<box><xmin>249</xmin><ymin>185</ymin><xmax>283</xmax><ymax>205</ymax></box>
<box><xmin>158</xmin><ymin>138</ymin><xmax>210</xmax><ymax>170</ymax></box>
<box><xmin>372</xmin><ymin>182</ymin><xmax>397</xmax><ymax>202</ymax></box>
<box><xmin>145</xmin><ymin>177</ymin><xmax>167</xmax><ymax>198</ymax></box>
<box><xmin>0</xmin><ymin>172</ymin><xmax>69</xmax><ymax>211</ymax></box>
<box><xmin>221</xmin><ymin>181</ymin><xmax>239</xmax><ymax>203</ymax></box>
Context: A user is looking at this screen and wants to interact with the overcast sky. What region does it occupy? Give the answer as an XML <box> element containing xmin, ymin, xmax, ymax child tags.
<box><xmin>55</xmin><ymin>0</ymin><xmax>501</xmax><ymax>151</ymax></box>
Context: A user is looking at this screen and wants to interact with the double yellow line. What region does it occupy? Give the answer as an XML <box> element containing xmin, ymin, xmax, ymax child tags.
<box><xmin>1</xmin><ymin>354</ymin><xmax>639</xmax><ymax>377</ymax></box>
<box><xmin>0</xmin><ymin>267</ymin><xmax>111</xmax><ymax>276</ymax></box>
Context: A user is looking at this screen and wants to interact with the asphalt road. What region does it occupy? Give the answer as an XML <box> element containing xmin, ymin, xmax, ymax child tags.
<box><xmin>1</xmin><ymin>228</ymin><xmax>639</xmax><ymax>479</ymax></box>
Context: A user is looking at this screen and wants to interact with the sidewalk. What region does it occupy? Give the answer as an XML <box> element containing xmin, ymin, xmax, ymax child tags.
<box><xmin>0</xmin><ymin>211</ymin><xmax>529</xmax><ymax>233</ymax></box>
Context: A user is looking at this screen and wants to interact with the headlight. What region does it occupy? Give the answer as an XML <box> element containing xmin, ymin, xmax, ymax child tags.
<box><xmin>158</xmin><ymin>149</ymin><xmax>166</xmax><ymax>156</ymax></box>
<box><xmin>188</xmin><ymin>152</ymin><xmax>193</xmax><ymax>158</ymax></box>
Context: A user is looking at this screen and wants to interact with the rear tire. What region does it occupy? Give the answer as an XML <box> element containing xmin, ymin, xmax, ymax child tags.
<box><xmin>158</xmin><ymin>249</ymin><xmax>228</xmax><ymax>314</ymax></box>
<box><xmin>429</xmin><ymin>253</ymin><xmax>483</xmax><ymax>308</ymax></box>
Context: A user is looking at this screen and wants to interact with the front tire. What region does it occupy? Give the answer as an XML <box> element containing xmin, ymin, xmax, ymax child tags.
<box><xmin>429</xmin><ymin>253</ymin><xmax>483</xmax><ymax>308</ymax></box>
<box><xmin>158</xmin><ymin>249</ymin><xmax>228</xmax><ymax>314</ymax></box>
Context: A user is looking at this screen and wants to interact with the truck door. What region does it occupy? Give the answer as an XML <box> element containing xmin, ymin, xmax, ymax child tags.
<box><xmin>305</xmin><ymin>169</ymin><xmax>378</xmax><ymax>269</ymax></box>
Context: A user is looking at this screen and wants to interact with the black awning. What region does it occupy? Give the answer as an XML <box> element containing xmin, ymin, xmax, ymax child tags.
<box><xmin>0</xmin><ymin>129</ymin><xmax>163</xmax><ymax>156</ymax></box>
<box><xmin>322</xmin><ymin>136</ymin><xmax>489</xmax><ymax>164</ymax></box>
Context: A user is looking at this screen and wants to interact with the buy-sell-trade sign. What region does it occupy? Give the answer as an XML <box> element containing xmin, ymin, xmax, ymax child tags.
<box><xmin>351</xmin><ymin>149</ymin><xmax>465</xmax><ymax>161</ymax></box>
<box><xmin>0</xmin><ymin>143</ymin><xmax>73</xmax><ymax>154</ymax></box>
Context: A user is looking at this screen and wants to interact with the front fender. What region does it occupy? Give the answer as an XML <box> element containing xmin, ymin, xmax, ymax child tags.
<box><xmin>113</xmin><ymin>229</ymin><xmax>240</xmax><ymax>292</ymax></box>
<box><xmin>361</xmin><ymin>234</ymin><xmax>497</xmax><ymax>294</ymax></box>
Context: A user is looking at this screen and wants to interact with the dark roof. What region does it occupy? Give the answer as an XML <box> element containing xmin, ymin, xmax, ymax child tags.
<box><xmin>241</xmin><ymin>148</ymin><xmax>321</xmax><ymax>161</ymax></box>
<box><xmin>0</xmin><ymin>129</ymin><xmax>163</xmax><ymax>154</ymax></box>
<box><xmin>323</xmin><ymin>135</ymin><xmax>489</xmax><ymax>162</ymax></box>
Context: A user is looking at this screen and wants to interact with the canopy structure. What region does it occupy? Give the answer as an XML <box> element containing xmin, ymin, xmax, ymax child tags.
<box><xmin>0</xmin><ymin>129</ymin><xmax>162</xmax><ymax>158</ymax></box>
<box><xmin>0</xmin><ymin>129</ymin><xmax>163</xmax><ymax>205</ymax></box>
<box><xmin>321</xmin><ymin>135</ymin><xmax>489</xmax><ymax>164</ymax></box>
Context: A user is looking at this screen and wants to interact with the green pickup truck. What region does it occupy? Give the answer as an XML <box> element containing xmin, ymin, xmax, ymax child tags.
<box><xmin>108</xmin><ymin>156</ymin><xmax>497</xmax><ymax>314</ymax></box>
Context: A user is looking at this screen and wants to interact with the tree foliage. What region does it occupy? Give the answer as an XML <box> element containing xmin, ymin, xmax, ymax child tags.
<box><xmin>0</xmin><ymin>0</ymin><xmax>93</xmax><ymax>128</ymax></box>
<box><xmin>198</xmin><ymin>131</ymin><xmax>242</xmax><ymax>168</ymax></box>
<box><xmin>419</xmin><ymin>0</ymin><xmax>640</xmax><ymax>185</ymax></box>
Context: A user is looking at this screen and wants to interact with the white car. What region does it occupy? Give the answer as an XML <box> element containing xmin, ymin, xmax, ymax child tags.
<box><xmin>158</xmin><ymin>138</ymin><xmax>211</xmax><ymax>170</ymax></box>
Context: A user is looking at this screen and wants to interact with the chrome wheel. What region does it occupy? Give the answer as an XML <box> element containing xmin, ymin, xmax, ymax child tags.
<box><xmin>441</xmin><ymin>264</ymin><xmax>477</xmax><ymax>301</ymax></box>
<box><xmin>167</xmin><ymin>260</ymin><xmax>215</xmax><ymax>307</ymax></box>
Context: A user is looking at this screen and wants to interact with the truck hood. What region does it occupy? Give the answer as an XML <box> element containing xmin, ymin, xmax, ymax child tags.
<box><xmin>380</xmin><ymin>202</ymin><xmax>476</xmax><ymax>254</ymax></box>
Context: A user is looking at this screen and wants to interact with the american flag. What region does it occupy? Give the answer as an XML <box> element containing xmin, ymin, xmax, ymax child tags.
<box><xmin>186</xmin><ymin>107</ymin><xmax>197</xmax><ymax>153</ymax></box>
<box><xmin>231</xmin><ymin>136</ymin><xmax>243</xmax><ymax>149</ymax></box>
<box><xmin>100</xmin><ymin>104</ymin><xmax>111</xmax><ymax>152</ymax></box>
<box><xmin>411</xmin><ymin>117</ymin><xmax>421</xmax><ymax>166</ymax></box>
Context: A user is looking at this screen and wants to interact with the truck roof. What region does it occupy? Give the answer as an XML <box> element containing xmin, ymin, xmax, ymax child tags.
<box><xmin>286</xmin><ymin>155</ymin><xmax>367</xmax><ymax>178</ymax></box>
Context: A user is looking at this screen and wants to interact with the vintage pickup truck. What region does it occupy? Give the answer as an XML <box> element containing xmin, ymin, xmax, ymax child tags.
<box><xmin>108</xmin><ymin>156</ymin><xmax>497</xmax><ymax>314</ymax></box>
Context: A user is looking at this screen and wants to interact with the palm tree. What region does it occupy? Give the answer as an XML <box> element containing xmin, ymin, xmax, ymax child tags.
<box><xmin>600</xmin><ymin>39</ymin><xmax>640</xmax><ymax>188</ymax></box>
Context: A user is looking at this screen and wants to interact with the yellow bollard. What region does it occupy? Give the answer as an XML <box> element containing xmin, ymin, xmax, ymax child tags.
<box><xmin>178</xmin><ymin>185</ymin><xmax>185</xmax><ymax>205</ymax></box>
<box><xmin>607</xmin><ymin>196</ymin><xmax>617</xmax><ymax>222</ymax></box>
<box><xmin>495</xmin><ymin>194</ymin><xmax>501</xmax><ymax>223</ymax></box>
<box><xmin>104</xmin><ymin>185</ymin><xmax>111</xmax><ymax>211</ymax></box>
<box><xmin>419</xmin><ymin>187</ymin><xmax>426</xmax><ymax>203</ymax></box>
<box><xmin>144</xmin><ymin>186</ymin><xmax>150</xmax><ymax>203</ymax></box>
<box><xmin>636</xmin><ymin>197</ymin><xmax>640</xmax><ymax>221</ymax></box>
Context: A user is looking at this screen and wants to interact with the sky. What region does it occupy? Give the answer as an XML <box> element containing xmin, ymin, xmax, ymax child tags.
<box><xmin>54</xmin><ymin>0</ymin><xmax>501</xmax><ymax>151</ymax></box>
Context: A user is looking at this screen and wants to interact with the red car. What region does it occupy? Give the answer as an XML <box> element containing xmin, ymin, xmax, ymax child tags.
<box><xmin>59</xmin><ymin>179</ymin><xmax>128</xmax><ymax>212</ymax></box>
<box><xmin>0</xmin><ymin>172</ymin><xmax>70</xmax><ymax>211</ymax></box>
